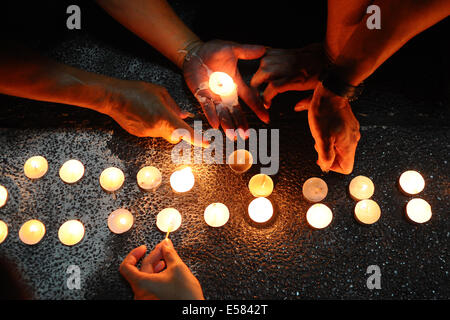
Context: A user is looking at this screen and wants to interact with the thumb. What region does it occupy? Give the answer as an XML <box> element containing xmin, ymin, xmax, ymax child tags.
<box><xmin>161</xmin><ymin>239</ymin><xmax>182</xmax><ymax>267</ymax></box>
<box><xmin>232</xmin><ymin>44</ymin><xmax>266</xmax><ymax>60</ymax></box>
<box><xmin>294</xmin><ymin>95</ymin><xmax>313</xmax><ymax>112</ymax></box>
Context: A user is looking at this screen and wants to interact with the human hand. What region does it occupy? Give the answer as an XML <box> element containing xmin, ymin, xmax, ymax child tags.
<box><xmin>308</xmin><ymin>83</ymin><xmax>361</xmax><ymax>174</ymax></box>
<box><xmin>182</xmin><ymin>39</ymin><xmax>269</xmax><ymax>140</ymax></box>
<box><xmin>106</xmin><ymin>79</ymin><xmax>207</xmax><ymax>147</ymax></box>
<box><xmin>119</xmin><ymin>239</ymin><xmax>204</xmax><ymax>300</ymax></box>
<box><xmin>251</xmin><ymin>43</ymin><xmax>331</xmax><ymax>109</ymax></box>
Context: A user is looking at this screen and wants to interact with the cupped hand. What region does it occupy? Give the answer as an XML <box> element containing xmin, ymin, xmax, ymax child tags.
<box><xmin>183</xmin><ymin>39</ymin><xmax>269</xmax><ymax>140</ymax></box>
<box><xmin>308</xmin><ymin>83</ymin><xmax>361</xmax><ymax>174</ymax></box>
<box><xmin>119</xmin><ymin>239</ymin><xmax>204</xmax><ymax>300</ymax></box>
<box><xmin>251</xmin><ymin>43</ymin><xmax>331</xmax><ymax>109</ymax></box>
<box><xmin>106</xmin><ymin>79</ymin><xmax>207</xmax><ymax>147</ymax></box>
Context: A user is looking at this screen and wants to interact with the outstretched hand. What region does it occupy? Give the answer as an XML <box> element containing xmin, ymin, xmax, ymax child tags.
<box><xmin>119</xmin><ymin>239</ymin><xmax>204</xmax><ymax>300</ymax></box>
<box><xmin>183</xmin><ymin>39</ymin><xmax>269</xmax><ymax>140</ymax></box>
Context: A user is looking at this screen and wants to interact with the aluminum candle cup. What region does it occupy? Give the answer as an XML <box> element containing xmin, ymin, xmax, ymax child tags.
<box><xmin>354</xmin><ymin>199</ymin><xmax>381</xmax><ymax>225</ymax></box>
<box><xmin>349</xmin><ymin>175</ymin><xmax>375</xmax><ymax>201</ymax></box>
<box><xmin>58</xmin><ymin>220</ymin><xmax>85</xmax><ymax>246</ymax></box>
<box><xmin>19</xmin><ymin>219</ymin><xmax>46</xmax><ymax>245</ymax></box>
<box><xmin>399</xmin><ymin>170</ymin><xmax>425</xmax><ymax>195</ymax></box>
<box><xmin>99</xmin><ymin>167</ymin><xmax>125</xmax><ymax>192</ymax></box>
<box><xmin>59</xmin><ymin>159</ymin><xmax>85</xmax><ymax>184</ymax></box>
<box><xmin>24</xmin><ymin>156</ymin><xmax>48</xmax><ymax>179</ymax></box>
<box><xmin>302</xmin><ymin>177</ymin><xmax>328</xmax><ymax>202</ymax></box>
<box><xmin>406</xmin><ymin>198</ymin><xmax>432</xmax><ymax>223</ymax></box>
<box><xmin>306</xmin><ymin>204</ymin><xmax>333</xmax><ymax>229</ymax></box>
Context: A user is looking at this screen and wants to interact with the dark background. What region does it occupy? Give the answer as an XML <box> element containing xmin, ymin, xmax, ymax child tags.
<box><xmin>0</xmin><ymin>1</ymin><xmax>448</xmax><ymax>300</ymax></box>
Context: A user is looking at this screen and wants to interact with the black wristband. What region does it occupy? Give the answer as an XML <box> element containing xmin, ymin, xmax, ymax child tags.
<box><xmin>319</xmin><ymin>69</ymin><xmax>364</xmax><ymax>102</ymax></box>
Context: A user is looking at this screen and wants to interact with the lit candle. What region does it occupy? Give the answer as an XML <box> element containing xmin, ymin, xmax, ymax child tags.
<box><xmin>248</xmin><ymin>174</ymin><xmax>274</xmax><ymax>197</ymax></box>
<box><xmin>204</xmin><ymin>203</ymin><xmax>230</xmax><ymax>227</ymax></box>
<box><xmin>156</xmin><ymin>208</ymin><xmax>182</xmax><ymax>233</ymax></box>
<box><xmin>306</xmin><ymin>203</ymin><xmax>333</xmax><ymax>229</ymax></box>
<box><xmin>0</xmin><ymin>185</ymin><xmax>8</xmax><ymax>208</ymax></box>
<box><xmin>137</xmin><ymin>166</ymin><xmax>162</xmax><ymax>191</ymax></box>
<box><xmin>19</xmin><ymin>219</ymin><xmax>46</xmax><ymax>245</ymax></box>
<box><xmin>99</xmin><ymin>167</ymin><xmax>125</xmax><ymax>192</ymax></box>
<box><xmin>24</xmin><ymin>156</ymin><xmax>48</xmax><ymax>179</ymax></box>
<box><xmin>0</xmin><ymin>220</ymin><xmax>8</xmax><ymax>244</ymax></box>
<box><xmin>354</xmin><ymin>199</ymin><xmax>381</xmax><ymax>225</ymax></box>
<box><xmin>228</xmin><ymin>149</ymin><xmax>253</xmax><ymax>174</ymax></box>
<box><xmin>58</xmin><ymin>220</ymin><xmax>85</xmax><ymax>246</ymax></box>
<box><xmin>248</xmin><ymin>197</ymin><xmax>273</xmax><ymax>223</ymax></box>
<box><xmin>108</xmin><ymin>208</ymin><xmax>134</xmax><ymax>234</ymax></box>
<box><xmin>349</xmin><ymin>175</ymin><xmax>375</xmax><ymax>201</ymax></box>
<box><xmin>399</xmin><ymin>170</ymin><xmax>425</xmax><ymax>195</ymax></box>
<box><xmin>170</xmin><ymin>166</ymin><xmax>195</xmax><ymax>193</ymax></box>
<box><xmin>406</xmin><ymin>198</ymin><xmax>432</xmax><ymax>224</ymax></box>
<box><xmin>302</xmin><ymin>177</ymin><xmax>328</xmax><ymax>202</ymax></box>
<box><xmin>209</xmin><ymin>71</ymin><xmax>238</xmax><ymax>106</ymax></box>
<box><xmin>59</xmin><ymin>159</ymin><xmax>85</xmax><ymax>184</ymax></box>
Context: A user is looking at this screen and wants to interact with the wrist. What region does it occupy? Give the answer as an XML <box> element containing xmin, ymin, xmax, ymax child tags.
<box><xmin>319</xmin><ymin>66</ymin><xmax>364</xmax><ymax>102</ymax></box>
<box><xmin>176</xmin><ymin>38</ymin><xmax>204</xmax><ymax>69</ymax></box>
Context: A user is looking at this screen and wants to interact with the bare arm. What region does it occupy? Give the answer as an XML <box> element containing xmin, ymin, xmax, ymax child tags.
<box><xmin>96</xmin><ymin>0</ymin><xmax>201</xmax><ymax>69</ymax></box>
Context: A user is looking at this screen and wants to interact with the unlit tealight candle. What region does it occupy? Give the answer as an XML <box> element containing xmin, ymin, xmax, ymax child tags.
<box><xmin>58</xmin><ymin>220</ymin><xmax>85</xmax><ymax>246</ymax></box>
<box><xmin>99</xmin><ymin>167</ymin><xmax>125</xmax><ymax>192</ymax></box>
<box><xmin>302</xmin><ymin>177</ymin><xmax>328</xmax><ymax>202</ymax></box>
<box><xmin>349</xmin><ymin>175</ymin><xmax>374</xmax><ymax>201</ymax></box>
<box><xmin>248</xmin><ymin>197</ymin><xmax>273</xmax><ymax>223</ymax></box>
<box><xmin>108</xmin><ymin>208</ymin><xmax>134</xmax><ymax>234</ymax></box>
<box><xmin>354</xmin><ymin>199</ymin><xmax>381</xmax><ymax>225</ymax></box>
<box><xmin>156</xmin><ymin>208</ymin><xmax>182</xmax><ymax>233</ymax></box>
<box><xmin>0</xmin><ymin>185</ymin><xmax>8</xmax><ymax>208</ymax></box>
<box><xmin>204</xmin><ymin>203</ymin><xmax>230</xmax><ymax>227</ymax></box>
<box><xmin>228</xmin><ymin>149</ymin><xmax>253</xmax><ymax>173</ymax></box>
<box><xmin>406</xmin><ymin>198</ymin><xmax>432</xmax><ymax>224</ymax></box>
<box><xmin>24</xmin><ymin>156</ymin><xmax>48</xmax><ymax>179</ymax></box>
<box><xmin>306</xmin><ymin>204</ymin><xmax>333</xmax><ymax>229</ymax></box>
<box><xmin>248</xmin><ymin>174</ymin><xmax>274</xmax><ymax>197</ymax></box>
<box><xmin>137</xmin><ymin>166</ymin><xmax>162</xmax><ymax>191</ymax></box>
<box><xmin>59</xmin><ymin>159</ymin><xmax>85</xmax><ymax>184</ymax></box>
<box><xmin>19</xmin><ymin>219</ymin><xmax>46</xmax><ymax>245</ymax></box>
<box><xmin>399</xmin><ymin>170</ymin><xmax>425</xmax><ymax>195</ymax></box>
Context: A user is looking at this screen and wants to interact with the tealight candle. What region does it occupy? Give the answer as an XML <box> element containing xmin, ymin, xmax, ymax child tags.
<box><xmin>349</xmin><ymin>175</ymin><xmax>375</xmax><ymax>201</ymax></box>
<box><xmin>137</xmin><ymin>166</ymin><xmax>162</xmax><ymax>191</ymax></box>
<box><xmin>228</xmin><ymin>149</ymin><xmax>253</xmax><ymax>173</ymax></box>
<box><xmin>248</xmin><ymin>197</ymin><xmax>273</xmax><ymax>223</ymax></box>
<box><xmin>108</xmin><ymin>208</ymin><xmax>134</xmax><ymax>234</ymax></box>
<box><xmin>156</xmin><ymin>208</ymin><xmax>182</xmax><ymax>233</ymax></box>
<box><xmin>0</xmin><ymin>185</ymin><xmax>8</xmax><ymax>208</ymax></box>
<box><xmin>209</xmin><ymin>71</ymin><xmax>238</xmax><ymax>106</ymax></box>
<box><xmin>248</xmin><ymin>174</ymin><xmax>274</xmax><ymax>197</ymax></box>
<box><xmin>19</xmin><ymin>219</ymin><xmax>46</xmax><ymax>245</ymax></box>
<box><xmin>170</xmin><ymin>166</ymin><xmax>195</xmax><ymax>193</ymax></box>
<box><xmin>204</xmin><ymin>203</ymin><xmax>230</xmax><ymax>227</ymax></box>
<box><xmin>58</xmin><ymin>220</ymin><xmax>85</xmax><ymax>246</ymax></box>
<box><xmin>302</xmin><ymin>177</ymin><xmax>328</xmax><ymax>202</ymax></box>
<box><xmin>59</xmin><ymin>159</ymin><xmax>85</xmax><ymax>184</ymax></box>
<box><xmin>406</xmin><ymin>198</ymin><xmax>432</xmax><ymax>224</ymax></box>
<box><xmin>99</xmin><ymin>167</ymin><xmax>125</xmax><ymax>192</ymax></box>
<box><xmin>354</xmin><ymin>199</ymin><xmax>381</xmax><ymax>225</ymax></box>
<box><xmin>24</xmin><ymin>156</ymin><xmax>48</xmax><ymax>179</ymax></box>
<box><xmin>0</xmin><ymin>220</ymin><xmax>8</xmax><ymax>244</ymax></box>
<box><xmin>306</xmin><ymin>204</ymin><xmax>333</xmax><ymax>229</ymax></box>
<box><xmin>399</xmin><ymin>170</ymin><xmax>425</xmax><ymax>195</ymax></box>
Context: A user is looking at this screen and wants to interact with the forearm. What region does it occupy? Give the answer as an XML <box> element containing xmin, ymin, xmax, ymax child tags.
<box><xmin>332</xmin><ymin>0</ymin><xmax>450</xmax><ymax>85</ymax></box>
<box><xmin>0</xmin><ymin>46</ymin><xmax>117</xmax><ymax>114</ymax></box>
<box><xmin>96</xmin><ymin>0</ymin><xmax>201</xmax><ymax>68</ymax></box>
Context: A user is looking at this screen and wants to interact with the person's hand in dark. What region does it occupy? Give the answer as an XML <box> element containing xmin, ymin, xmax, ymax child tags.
<box><xmin>119</xmin><ymin>239</ymin><xmax>204</xmax><ymax>300</ymax></box>
<box><xmin>182</xmin><ymin>39</ymin><xmax>269</xmax><ymax>140</ymax></box>
<box><xmin>106</xmin><ymin>79</ymin><xmax>207</xmax><ymax>147</ymax></box>
<box><xmin>308</xmin><ymin>83</ymin><xmax>360</xmax><ymax>174</ymax></box>
<box><xmin>251</xmin><ymin>43</ymin><xmax>332</xmax><ymax>110</ymax></box>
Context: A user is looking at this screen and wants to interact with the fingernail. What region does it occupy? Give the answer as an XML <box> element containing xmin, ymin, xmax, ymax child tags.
<box><xmin>164</xmin><ymin>238</ymin><xmax>173</xmax><ymax>248</ymax></box>
<box><xmin>183</xmin><ymin>111</ymin><xmax>195</xmax><ymax>118</ymax></box>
